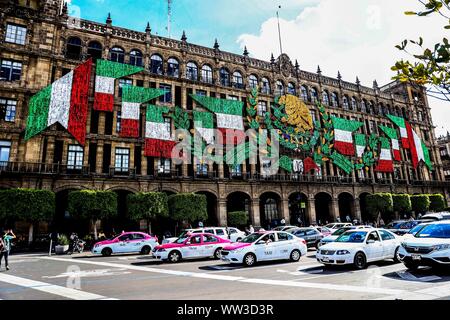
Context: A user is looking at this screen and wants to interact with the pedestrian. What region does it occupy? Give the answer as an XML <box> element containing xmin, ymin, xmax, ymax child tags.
<box><xmin>50</xmin><ymin>230</ymin><xmax>59</xmax><ymax>253</ymax></box>
<box><xmin>1</xmin><ymin>229</ymin><xmax>16</xmax><ymax>271</ymax></box>
<box><xmin>198</xmin><ymin>221</ymin><xmax>204</xmax><ymax>228</ymax></box>
<box><xmin>379</xmin><ymin>218</ymin><xmax>385</xmax><ymax>227</ymax></box>
<box><xmin>346</xmin><ymin>215</ymin><xmax>351</xmax><ymax>222</ymax></box>
<box><xmin>280</xmin><ymin>218</ymin><xmax>286</xmax><ymax>226</ymax></box>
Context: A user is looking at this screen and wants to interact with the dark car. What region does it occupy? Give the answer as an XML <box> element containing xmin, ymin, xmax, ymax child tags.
<box><xmin>386</xmin><ymin>220</ymin><xmax>431</xmax><ymax>236</ymax></box>
<box><xmin>290</xmin><ymin>227</ymin><xmax>323</xmax><ymax>249</ymax></box>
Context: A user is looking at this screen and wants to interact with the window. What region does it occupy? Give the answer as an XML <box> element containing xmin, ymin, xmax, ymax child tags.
<box><xmin>228</xmin><ymin>95</ymin><xmax>239</xmax><ymax>101</ymax></box>
<box><xmin>343</xmin><ymin>96</ymin><xmax>349</xmax><ymax>110</ymax></box>
<box><xmin>118</xmin><ymin>78</ymin><xmax>132</xmax><ymax>97</ymax></box>
<box><xmin>203</xmin><ymin>235</ymin><xmax>218</xmax><ymax>243</ymax></box>
<box><xmin>277</xmin><ymin>232</ymin><xmax>290</xmax><ymax>241</ymax></box>
<box><xmin>287</xmin><ymin>82</ymin><xmax>296</xmax><ymax>95</ymax></box>
<box><xmin>129</xmin><ymin>50</ymin><xmax>143</xmax><ymax>67</ymax></box>
<box><xmin>196</xmin><ymin>89</ymin><xmax>206</xmax><ymax>97</ymax></box>
<box><xmin>5</xmin><ymin>24</ymin><xmax>27</xmax><ymax>45</ymax></box>
<box><xmin>417</xmin><ymin>111</ymin><xmax>423</xmax><ymax>122</ymax></box>
<box><xmin>322</xmin><ymin>90</ymin><xmax>330</xmax><ymax>105</ymax></box>
<box><xmin>232</xmin><ymin>71</ymin><xmax>243</xmax><ymax>89</ymax></box>
<box><xmin>132</xmin><ymin>233</ymin><xmax>145</xmax><ymax>240</ymax></box>
<box><xmin>115</xmin><ymin>148</ymin><xmax>130</xmax><ymax>172</ymax></box>
<box><xmin>1</xmin><ymin>60</ymin><xmax>22</xmax><ymax>81</ymax></box>
<box><xmin>0</xmin><ymin>140</ymin><xmax>11</xmax><ymax>164</ymax></box>
<box><xmin>369</xmin><ymin>120</ymin><xmax>377</xmax><ymax>133</ymax></box>
<box><xmin>275</xmin><ymin>80</ymin><xmax>284</xmax><ymax>96</ymax></box>
<box><xmin>220</xmin><ymin>68</ymin><xmax>230</xmax><ymax>86</ymax></box>
<box><xmin>379</xmin><ymin>230</ymin><xmax>395</xmax><ymax>241</ymax></box>
<box><xmin>249</xmin><ymin>74</ymin><xmax>258</xmax><ymax>89</ymax></box>
<box><xmin>0</xmin><ymin>99</ymin><xmax>16</xmax><ymax>122</ymax></box>
<box><xmin>367</xmin><ymin>231</ymin><xmax>380</xmax><ymax>242</ymax></box>
<box><xmin>361</xmin><ymin>100</ymin><xmax>367</xmax><ymax>113</ymax></box>
<box><xmin>109</xmin><ymin>47</ymin><xmax>125</xmax><ymax>63</ymax></box>
<box><xmin>262</xmin><ymin>159</ymin><xmax>272</xmax><ymax>177</ymax></box>
<box><xmin>261</xmin><ymin>78</ymin><xmax>270</xmax><ymax>94</ymax></box>
<box><xmin>310</xmin><ymin>88</ymin><xmax>318</xmax><ymax>103</ymax></box>
<box><xmin>65</xmin><ymin>37</ymin><xmax>82</xmax><ymax>60</ymax></box>
<box><xmin>158</xmin><ymin>158</ymin><xmax>171</xmax><ymax>173</ymax></box>
<box><xmin>186</xmin><ymin>62</ymin><xmax>198</xmax><ymax>81</ymax></box>
<box><xmin>230</xmin><ymin>164</ymin><xmax>242</xmax><ymax>177</ymax></box>
<box><xmin>264</xmin><ymin>198</ymin><xmax>278</xmax><ymax>221</ymax></box>
<box><xmin>301</xmin><ymin>85</ymin><xmax>308</xmax><ymax>101</ymax></box>
<box><xmin>257</xmin><ymin>101</ymin><xmax>267</xmax><ymax>117</ymax></box>
<box><xmin>87</xmin><ymin>41</ymin><xmax>102</xmax><ymax>61</ymax></box>
<box><xmin>201</xmin><ymin>65</ymin><xmax>213</xmax><ymax>84</ymax></box>
<box><xmin>310</xmin><ymin>110</ymin><xmax>317</xmax><ymax>124</ymax></box>
<box><xmin>196</xmin><ymin>163</ymin><xmax>208</xmax><ymax>175</ymax></box>
<box><xmin>150</xmin><ymin>54</ymin><xmax>163</xmax><ymax>75</ymax></box>
<box><xmin>67</xmin><ymin>145</ymin><xmax>83</xmax><ymax>170</ymax></box>
<box><xmin>351</xmin><ymin>97</ymin><xmax>358</xmax><ymax>111</ymax></box>
<box><xmin>167</xmin><ymin>58</ymin><xmax>179</xmax><ymax>77</ymax></box>
<box><xmin>216</xmin><ymin>229</ymin><xmax>225</xmax><ymax>236</ymax></box>
<box><xmin>159</xmin><ymin>84</ymin><xmax>172</xmax><ymax>104</ymax></box>
<box><xmin>331</xmin><ymin>92</ymin><xmax>339</xmax><ymax>107</ymax></box>
<box><xmin>116</xmin><ymin>111</ymin><xmax>121</xmax><ymax>133</ymax></box>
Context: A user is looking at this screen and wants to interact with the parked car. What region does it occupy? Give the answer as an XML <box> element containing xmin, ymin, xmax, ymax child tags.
<box><xmin>324</xmin><ymin>223</ymin><xmax>353</xmax><ymax>230</ymax></box>
<box><xmin>92</xmin><ymin>232</ymin><xmax>159</xmax><ymax>256</ymax></box>
<box><xmin>221</xmin><ymin>231</ymin><xmax>307</xmax><ymax>267</ymax></box>
<box><xmin>314</xmin><ymin>226</ymin><xmax>332</xmax><ymax>237</ymax></box>
<box><xmin>402</xmin><ymin>222</ymin><xmax>432</xmax><ymax>239</ymax></box>
<box><xmin>316</xmin><ymin>228</ymin><xmax>401</xmax><ymax>269</ymax></box>
<box><xmin>272</xmin><ymin>226</ymin><xmax>297</xmax><ymax>232</ymax></box>
<box><xmin>289</xmin><ymin>227</ymin><xmax>323</xmax><ymax>248</ymax></box>
<box><xmin>162</xmin><ymin>227</ymin><xmax>246</xmax><ymax>244</ymax></box>
<box><xmin>318</xmin><ymin>226</ymin><xmax>371</xmax><ymax>248</ymax></box>
<box><xmin>419</xmin><ymin>212</ymin><xmax>450</xmax><ymax>221</ymax></box>
<box><xmin>153</xmin><ymin>233</ymin><xmax>231</xmax><ymax>263</ymax></box>
<box><xmin>398</xmin><ymin>221</ymin><xmax>450</xmax><ymax>270</ymax></box>
<box><xmin>387</xmin><ymin>219</ymin><xmax>435</xmax><ymax>236</ymax></box>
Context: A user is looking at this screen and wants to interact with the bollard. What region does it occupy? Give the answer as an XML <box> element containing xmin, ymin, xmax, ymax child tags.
<box><xmin>49</xmin><ymin>239</ymin><xmax>52</xmax><ymax>256</ymax></box>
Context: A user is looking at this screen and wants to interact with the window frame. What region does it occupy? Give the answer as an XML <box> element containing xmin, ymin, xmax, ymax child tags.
<box><xmin>5</xmin><ymin>23</ymin><xmax>27</xmax><ymax>45</ymax></box>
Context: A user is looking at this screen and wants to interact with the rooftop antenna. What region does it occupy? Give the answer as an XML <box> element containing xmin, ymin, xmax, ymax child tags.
<box><xmin>167</xmin><ymin>0</ymin><xmax>172</xmax><ymax>38</ymax></box>
<box><xmin>276</xmin><ymin>5</ymin><xmax>283</xmax><ymax>56</ymax></box>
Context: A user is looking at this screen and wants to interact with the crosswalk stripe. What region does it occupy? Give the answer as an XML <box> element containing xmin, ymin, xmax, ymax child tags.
<box><xmin>0</xmin><ymin>273</ymin><xmax>118</xmax><ymax>300</ymax></box>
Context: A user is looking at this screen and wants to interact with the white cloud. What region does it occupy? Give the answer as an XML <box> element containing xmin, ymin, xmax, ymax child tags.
<box><xmin>237</xmin><ymin>0</ymin><xmax>450</xmax><ymax>136</ymax></box>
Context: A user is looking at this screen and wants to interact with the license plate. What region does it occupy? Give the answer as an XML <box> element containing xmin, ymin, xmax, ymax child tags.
<box><xmin>412</xmin><ymin>254</ymin><xmax>422</xmax><ymax>261</ymax></box>
<box><xmin>322</xmin><ymin>256</ymin><xmax>330</xmax><ymax>262</ymax></box>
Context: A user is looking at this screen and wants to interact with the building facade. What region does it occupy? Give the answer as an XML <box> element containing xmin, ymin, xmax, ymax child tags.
<box><xmin>1</xmin><ymin>0</ymin><xmax>449</xmax><ymax>235</ymax></box>
<box><xmin>438</xmin><ymin>133</ymin><xmax>450</xmax><ymax>181</ymax></box>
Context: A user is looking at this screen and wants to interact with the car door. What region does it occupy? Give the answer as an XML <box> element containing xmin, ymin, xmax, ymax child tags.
<box><xmin>365</xmin><ymin>231</ymin><xmax>384</xmax><ymax>261</ymax></box>
<box><xmin>304</xmin><ymin>229</ymin><xmax>319</xmax><ymax>246</ymax></box>
<box><xmin>202</xmin><ymin>234</ymin><xmax>220</xmax><ymax>257</ymax></box>
<box><xmin>275</xmin><ymin>232</ymin><xmax>291</xmax><ymax>259</ymax></box>
<box><xmin>254</xmin><ymin>233</ymin><xmax>278</xmax><ymax>261</ymax></box>
<box><xmin>182</xmin><ymin>235</ymin><xmax>204</xmax><ymax>258</ymax></box>
<box><xmin>115</xmin><ymin>234</ymin><xmax>133</xmax><ymax>253</ymax></box>
<box><xmin>378</xmin><ymin>230</ymin><xmax>397</xmax><ymax>258</ymax></box>
<box><xmin>128</xmin><ymin>233</ymin><xmax>145</xmax><ymax>253</ymax></box>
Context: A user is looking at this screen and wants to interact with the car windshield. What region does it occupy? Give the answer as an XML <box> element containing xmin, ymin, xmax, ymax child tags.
<box><xmin>386</xmin><ymin>222</ymin><xmax>403</xmax><ymax>229</ymax></box>
<box><xmin>408</xmin><ymin>224</ymin><xmax>426</xmax><ymax>235</ymax></box>
<box><xmin>175</xmin><ymin>236</ymin><xmax>189</xmax><ymax>244</ymax></box>
<box><xmin>415</xmin><ymin>224</ymin><xmax>450</xmax><ymax>239</ymax></box>
<box><xmin>241</xmin><ymin>233</ymin><xmax>264</xmax><ymax>243</ymax></box>
<box><xmin>332</xmin><ymin>228</ymin><xmax>350</xmax><ymax>236</ymax></box>
<box><xmin>335</xmin><ymin>231</ymin><xmax>367</xmax><ymax>243</ymax></box>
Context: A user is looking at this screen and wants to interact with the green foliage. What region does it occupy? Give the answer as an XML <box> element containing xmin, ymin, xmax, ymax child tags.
<box><xmin>171</xmin><ymin>106</ymin><xmax>190</xmax><ymax>130</ymax></box>
<box><xmin>411</xmin><ymin>194</ymin><xmax>431</xmax><ymax>213</ymax></box>
<box><xmin>392</xmin><ymin>194</ymin><xmax>412</xmax><ymax>214</ymax></box>
<box><xmin>393</xmin><ymin>0</ymin><xmax>450</xmax><ymax>101</ymax></box>
<box><xmin>365</xmin><ymin>193</ymin><xmax>393</xmax><ymax>220</ymax></box>
<box><xmin>168</xmin><ymin>193</ymin><xmax>208</xmax><ymax>223</ymax></box>
<box><xmin>428</xmin><ymin>194</ymin><xmax>446</xmax><ymax>212</ymax></box>
<box><xmin>68</xmin><ymin>190</ymin><xmax>117</xmax><ymax>221</ymax></box>
<box><xmin>227</xmin><ymin>211</ymin><xmax>249</xmax><ymax>227</ymax></box>
<box><xmin>0</xmin><ymin>188</ymin><xmax>55</xmax><ymax>221</ymax></box>
<box><xmin>127</xmin><ymin>192</ymin><xmax>169</xmax><ymax>221</ymax></box>
<box><xmin>58</xmin><ymin>234</ymin><xmax>69</xmax><ymax>246</ymax></box>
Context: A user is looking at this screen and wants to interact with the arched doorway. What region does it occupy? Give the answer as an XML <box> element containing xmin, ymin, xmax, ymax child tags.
<box><xmin>152</xmin><ymin>190</ymin><xmax>177</xmax><ymax>239</ymax></box>
<box><xmin>338</xmin><ymin>192</ymin><xmax>354</xmax><ymax>222</ymax></box>
<box><xmin>196</xmin><ymin>191</ymin><xmax>218</xmax><ymax>227</ymax></box>
<box><xmin>359</xmin><ymin>192</ymin><xmax>371</xmax><ymax>224</ymax></box>
<box><xmin>259</xmin><ymin>192</ymin><xmax>281</xmax><ymax>229</ymax></box>
<box><xmin>315</xmin><ymin>192</ymin><xmax>332</xmax><ymax>225</ymax></box>
<box><xmin>288</xmin><ymin>192</ymin><xmax>308</xmax><ymax>226</ymax></box>
<box><xmin>55</xmin><ymin>189</ymin><xmax>87</xmax><ymax>235</ymax></box>
<box><xmin>109</xmin><ymin>189</ymin><xmax>136</xmax><ymax>234</ymax></box>
<box><xmin>227</xmin><ymin>191</ymin><xmax>251</xmax><ymax>226</ymax></box>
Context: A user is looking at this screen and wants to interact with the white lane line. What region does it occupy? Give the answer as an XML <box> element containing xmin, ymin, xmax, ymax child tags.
<box><xmin>0</xmin><ymin>273</ymin><xmax>118</xmax><ymax>300</ymax></box>
<box><xmin>41</xmin><ymin>257</ymin><xmax>405</xmax><ymax>296</ymax></box>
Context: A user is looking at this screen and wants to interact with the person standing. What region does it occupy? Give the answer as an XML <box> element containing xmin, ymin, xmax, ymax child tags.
<box><xmin>1</xmin><ymin>229</ymin><xmax>16</xmax><ymax>271</ymax></box>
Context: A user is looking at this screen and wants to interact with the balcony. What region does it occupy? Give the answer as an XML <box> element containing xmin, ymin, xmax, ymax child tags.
<box><xmin>0</xmin><ymin>161</ymin><xmax>89</xmax><ymax>176</ymax></box>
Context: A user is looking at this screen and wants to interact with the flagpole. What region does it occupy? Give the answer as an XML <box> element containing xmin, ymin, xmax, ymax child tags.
<box><xmin>276</xmin><ymin>5</ymin><xmax>283</xmax><ymax>56</ymax></box>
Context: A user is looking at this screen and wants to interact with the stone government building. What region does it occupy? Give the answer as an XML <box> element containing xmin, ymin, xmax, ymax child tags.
<box><xmin>1</xmin><ymin>0</ymin><xmax>449</xmax><ymax>235</ymax></box>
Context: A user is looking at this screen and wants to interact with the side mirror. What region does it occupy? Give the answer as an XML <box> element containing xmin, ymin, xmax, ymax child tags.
<box><xmin>367</xmin><ymin>239</ymin><xmax>375</xmax><ymax>244</ymax></box>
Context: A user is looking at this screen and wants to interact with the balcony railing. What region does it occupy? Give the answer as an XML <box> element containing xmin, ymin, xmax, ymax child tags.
<box><xmin>0</xmin><ymin>161</ymin><xmax>90</xmax><ymax>175</ymax></box>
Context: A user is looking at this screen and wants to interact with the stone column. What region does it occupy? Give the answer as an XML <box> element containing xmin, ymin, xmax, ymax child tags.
<box><xmin>307</xmin><ymin>198</ymin><xmax>316</xmax><ymax>225</ymax></box>
<box><xmin>95</xmin><ymin>141</ymin><xmax>104</xmax><ymax>173</ymax></box>
<box><xmin>217</xmin><ymin>199</ymin><xmax>227</xmax><ymax>227</ymax></box>
<box><xmin>354</xmin><ymin>197</ymin><xmax>362</xmax><ymax>222</ymax></box>
<box><xmin>46</xmin><ymin>136</ymin><xmax>55</xmax><ymax>164</ymax></box>
<box><xmin>251</xmin><ymin>199</ymin><xmax>261</xmax><ymax>227</ymax></box>
<box><xmin>218</xmin><ymin>164</ymin><xmax>224</xmax><ymax>179</ymax></box>
<box><xmin>330</xmin><ymin>198</ymin><xmax>340</xmax><ymax>222</ymax></box>
<box><xmin>281</xmin><ymin>199</ymin><xmax>290</xmax><ymax>223</ymax></box>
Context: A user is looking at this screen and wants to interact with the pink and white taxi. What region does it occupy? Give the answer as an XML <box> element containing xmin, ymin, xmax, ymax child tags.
<box><xmin>92</xmin><ymin>232</ymin><xmax>159</xmax><ymax>256</ymax></box>
<box><xmin>153</xmin><ymin>233</ymin><xmax>231</xmax><ymax>263</ymax></box>
<box><xmin>220</xmin><ymin>231</ymin><xmax>308</xmax><ymax>267</ymax></box>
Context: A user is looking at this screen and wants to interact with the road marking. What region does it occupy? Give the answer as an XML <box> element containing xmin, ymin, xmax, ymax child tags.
<box><xmin>42</xmin><ymin>268</ymin><xmax>132</xmax><ymax>279</ymax></box>
<box><xmin>41</xmin><ymin>257</ymin><xmax>406</xmax><ymax>296</ymax></box>
<box><xmin>0</xmin><ymin>273</ymin><xmax>117</xmax><ymax>300</ymax></box>
<box><xmin>376</xmin><ymin>283</ymin><xmax>450</xmax><ymax>300</ymax></box>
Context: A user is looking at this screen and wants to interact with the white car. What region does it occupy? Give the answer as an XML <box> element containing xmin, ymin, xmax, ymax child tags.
<box><xmin>162</xmin><ymin>227</ymin><xmax>246</xmax><ymax>244</ymax></box>
<box><xmin>91</xmin><ymin>232</ymin><xmax>159</xmax><ymax>256</ymax></box>
<box><xmin>316</xmin><ymin>228</ymin><xmax>401</xmax><ymax>269</ymax></box>
<box><xmin>398</xmin><ymin>221</ymin><xmax>450</xmax><ymax>270</ymax></box>
<box><xmin>318</xmin><ymin>225</ymin><xmax>373</xmax><ymax>248</ymax></box>
<box><xmin>324</xmin><ymin>223</ymin><xmax>353</xmax><ymax>230</ymax></box>
<box><xmin>220</xmin><ymin>231</ymin><xmax>308</xmax><ymax>267</ymax></box>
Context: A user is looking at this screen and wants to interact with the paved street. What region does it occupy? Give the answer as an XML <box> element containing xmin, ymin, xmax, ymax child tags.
<box><xmin>0</xmin><ymin>250</ymin><xmax>449</xmax><ymax>300</ymax></box>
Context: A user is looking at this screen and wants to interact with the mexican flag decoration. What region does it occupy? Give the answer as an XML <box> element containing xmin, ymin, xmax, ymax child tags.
<box><xmin>193</xmin><ymin>111</ymin><xmax>215</xmax><ymax>144</ymax></box>
<box><xmin>120</xmin><ymin>86</ymin><xmax>165</xmax><ymax>138</ymax></box>
<box><xmin>375</xmin><ymin>137</ymin><xmax>394</xmax><ymax>172</ymax></box>
<box><xmin>379</xmin><ymin>125</ymin><xmax>401</xmax><ymax>161</ymax></box>
<box><xmin>422</xmin><ymin>142</ymin><xmax>433</xmax><ymax>170</ymax></box>
<box><xmin>331</xmin><ymin>116</ymin><xmax>363</xmax><ymax>156</ymax></box>
<box><xmin>303</xmin><ymin>157</ymin><xmax>320</xmax><ymax>173</ymax></box>
<box><xmin>355</xmin><ymin>134</ymin><xmax>366</xmax><ymax>158</ymax></box>
<box><xmin>94</xmin><ymin>60</ymin><xmax>143</xmax><ymax>112</ymax></box>
<box><xmin>25</xmin><ymin>59</ymin><xmax>93</xmax><ymax>145</ymax></box>
<box><xmin>191</xmin><ymin>95</ymin><xmax>245</xmax><ymax>145</ymax></box>
<box><xmin>386</xmin><ymin>115</ymin><xmax>409</xmax><ymax>148</ymax></box>
<box><xmin>144</xmin><ymin>105</ymin><xmax>176</xmax><ymax>158</ymax></box>
<box><xmin>406</xmin><ymin>121</ymin><xmax>425</xmax><ymax>169</ymax></box>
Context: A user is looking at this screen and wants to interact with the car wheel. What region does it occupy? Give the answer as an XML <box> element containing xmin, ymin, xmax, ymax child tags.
<box><xmin>393</xmin><ymin>247</ymin><xmax>401</xmax><ymax>263</ymax></box>
<box><xmin>243</xmin><ymin>253</ymin><xmax>256</xmax><ymax>267</ymax></box>
<box><xmin>353</xmin><ymin>252</ymin><xmax>367</xmax><ymax>269</ymax></box>
<box><xmin>314</xmin><ymin>240</ymin><xmax>321</xmax><ymax>249</ymax></box>
<box><xmin>140</xmin><ymin>246</ymin><xmax>151</xmax><ymax>255</ymax></box>
<box><xmin>168</xmin><ymin>250</ymin><xmax>181</xmax><ymax>263</ymax></box>
<box><xmin>404</xmin><ymin>260</ymin><xmax>419</xmax><ymax>271</ymax></box>
<box><xmin>290</xmin><ymin>249</ymin><xmax>301</xmax><ymax>262</ymax></box>
<box><xmin>214</xmin><ymin>248</ymin><xmax>222</xmax><ymax>259</ymax></box>
<box><xmin>101</xmin><ymin>248</ymin><xmax>112</xmax><ymax>257</ymax></box>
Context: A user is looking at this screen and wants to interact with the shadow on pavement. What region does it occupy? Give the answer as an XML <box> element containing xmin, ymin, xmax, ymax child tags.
<box><xmin>383</xmin><ymin>265</ymin><xmax>450</xmax><ymax>283</ymax></box>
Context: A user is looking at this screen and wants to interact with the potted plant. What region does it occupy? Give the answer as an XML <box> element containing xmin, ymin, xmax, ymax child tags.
<box><xmin>55</xmin><ymin>234</ymin><xmax>70</xmax><ymax>254</ymax></box>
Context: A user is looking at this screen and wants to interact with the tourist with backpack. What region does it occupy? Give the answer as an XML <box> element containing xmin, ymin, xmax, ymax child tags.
<box><xmin>0</xmin><ymin>229</ymin><xmax>16</xmax><ymax>271</ymax></box>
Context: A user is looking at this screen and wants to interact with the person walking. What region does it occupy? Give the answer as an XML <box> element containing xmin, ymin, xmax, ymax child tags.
<box><xmin>1</xmin><ymin>229</ymin><xmax>16</xmax><ymax>271</ymax></box>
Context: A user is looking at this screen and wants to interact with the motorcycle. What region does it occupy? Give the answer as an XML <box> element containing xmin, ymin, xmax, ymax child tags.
<box><xmin>69</xmin><ymin>233</ymin><xmax>85</xmax><ymax>254</ymax></box>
